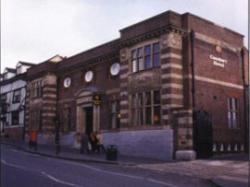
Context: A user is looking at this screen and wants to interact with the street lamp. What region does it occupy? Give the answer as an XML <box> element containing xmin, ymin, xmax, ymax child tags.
<box><xmin>54</xmin><ymin>116</ymin><xmax>60</xmax><ymax>155</ymax></box>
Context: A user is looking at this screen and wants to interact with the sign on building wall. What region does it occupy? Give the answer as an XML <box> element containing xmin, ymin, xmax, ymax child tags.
<box><xmin>209</xmin><ymin>55</ymin><xmax>227</xmax><ymax>68</ymax></box>
<box><xmin>93</xmin><ymin>94</ymin><xmax>102</xmax><ymax>106</ymax></box>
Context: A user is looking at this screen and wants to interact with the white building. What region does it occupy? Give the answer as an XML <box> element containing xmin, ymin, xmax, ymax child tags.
<box><xmin>0</xmin><ymin>62</ymin><xmax>34</xmax><ymax>139</ymax></box>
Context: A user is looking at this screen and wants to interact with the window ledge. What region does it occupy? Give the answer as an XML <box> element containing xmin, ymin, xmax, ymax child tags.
<box><xmin>102</xmin><ymin>125</ymin><xmax>171</xmax><ymax>133</ymax></box>
<box><xmin>4</xmin><ymin>125</ymin><xmax>23</xmax><ymax>129</ymax></box>
<box><xmin>129</xmin><ymin>66</ymin><xmax>161</xmax><ymax>76</ymax></box>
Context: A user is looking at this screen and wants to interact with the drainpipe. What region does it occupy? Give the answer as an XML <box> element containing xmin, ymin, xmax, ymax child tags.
<box><xmin>241</xmin><ymin>48</ymin><xmax>248</xmax><ymax>153</ymax></box>
<box><xmin>190</xmin><ymin>30</ymin><xmax>196</xmax><ymax>112</ymax></box>
<box><xmin>55</xmin><ymin>75</ymin><xmax>60</xmax><ymax>134</ymax></box>
<box><xmin>190</xmin><ymin>30</ymin><xmax>196</xmax><ymax>152</ymax></box>
<box><xmin>22</xmin><ymin>84</ymin><xmax>27</xmax><ymax>141</ymax></box>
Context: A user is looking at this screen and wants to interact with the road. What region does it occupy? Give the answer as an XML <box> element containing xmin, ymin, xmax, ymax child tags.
<box><xmin>0</xmin><ymin>145</ymin><xmax>216</xmax><ymax>187</ymax></box>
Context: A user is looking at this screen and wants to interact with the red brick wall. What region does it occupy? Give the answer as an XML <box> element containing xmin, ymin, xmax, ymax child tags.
<box><xmin>183</xmin><ymin>13</ymin><xmax>244</xmax><ymax>47</ymax></box>
<box><xmin>4</xmin><ymin>127</ymin><xmax>23</xmax><ymax>140</ymax></box>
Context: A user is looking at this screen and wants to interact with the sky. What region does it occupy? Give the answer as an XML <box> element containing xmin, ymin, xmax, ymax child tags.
<box><xmin>1</xmin><ymin>0</ymin><xmax>248</xmax><ymax>72</ymax></box>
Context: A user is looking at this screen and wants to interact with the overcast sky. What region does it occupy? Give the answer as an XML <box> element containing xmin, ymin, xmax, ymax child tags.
<box><xmin>1</xmin><ymin>0</ymin><xmax>248</xmax><ymax>72</ymax></box>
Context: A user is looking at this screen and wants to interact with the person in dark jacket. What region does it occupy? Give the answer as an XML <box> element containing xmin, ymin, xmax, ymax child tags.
<box><xmin>89</xmin><ymin>132</ymin><xmax>98</xmax><ymax>153</ymax></box>
<box><xmin>80</xmin><ymin>133</ymin><xmax>89</xmax><ymax>154</ymax></box>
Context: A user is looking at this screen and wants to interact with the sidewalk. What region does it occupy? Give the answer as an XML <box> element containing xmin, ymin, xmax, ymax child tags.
<box><xmin>1</xmin><ymin>139</ymin><xmax>249</xmax><ymax>187</ymax></box>
<box><xmin>135</xmin><ymin>154</ymin><xmax>249</xmax><ymax>187</ymax></box>
<box><xmin>0</xmin><ymin>139</ymin><xmax>164</xmax><ymax>166</ymax></box>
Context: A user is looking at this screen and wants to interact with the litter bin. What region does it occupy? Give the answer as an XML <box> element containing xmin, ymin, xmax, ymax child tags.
<box><xmin>106</xmin><ymin>145</ymin><xmax>117</xmax><ymax>161</ymax></box>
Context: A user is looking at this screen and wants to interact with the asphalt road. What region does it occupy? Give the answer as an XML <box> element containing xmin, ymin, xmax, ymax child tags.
<box><xmin>0</xmin><ymin>145</ymin><xmax>216</xmax><ymax>187</ymax></box>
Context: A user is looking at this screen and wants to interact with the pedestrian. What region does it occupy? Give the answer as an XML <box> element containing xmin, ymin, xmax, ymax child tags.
<box><xmin>89</xmin><ymin>132</ymin><xmax>98</xmax><ymax>153</ymax></box>
<box><xmin>96</xmin><ymin>131</ymin><xmax>105</xmax><ymax>153</ymax></box>
<box><xmin>29</xmin><ymin>130</ymin><xmax>38</xmax><ymax>151</ymax></box>
<box><xmin>80</xmin><ymin>133</ymin><xmax>89</xmax><ymax>154</ymax></box>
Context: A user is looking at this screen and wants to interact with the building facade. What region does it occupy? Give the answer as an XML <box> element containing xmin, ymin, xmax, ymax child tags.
<box><xmin>25</xmin><ymin>11</ymin><xmax>249</xmax><ymax>160</ymax></box>
<box><xmin>0</xmin><ymin>62</ymin><xmax>34</xmax><ymax>139</ymax></box>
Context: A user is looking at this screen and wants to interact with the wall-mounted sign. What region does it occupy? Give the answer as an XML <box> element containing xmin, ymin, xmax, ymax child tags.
<box><xmin>209</xmin><ymin>55</ymin><xmax>227</xmax><ymax>68</ymax></box>
<box><xmin>93</xmin><ymin>94</ymin><xmax>102</xmax><ymax>105</ymax></box>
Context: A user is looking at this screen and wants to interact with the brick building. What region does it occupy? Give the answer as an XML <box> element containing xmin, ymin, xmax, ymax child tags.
<box><xmin>25</xmin><ymin>10</ymin><xmax>249</xmax><ymax>160</ymax></box>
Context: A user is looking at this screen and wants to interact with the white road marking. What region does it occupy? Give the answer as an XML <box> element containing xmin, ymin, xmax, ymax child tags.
<box><xmin>41</xmin><ymin>171</ymin><xmax>82</xmax><ymax>187</ymax></box>
<box><xmin>147</xmin><ymin>178</ymin><xmax>178</xmax><ymax>187</ymax></box>
<box><xmin>1</xmin><ymin>159</ymin><xmax>82</xmax><ymax>187</ymax></box>
<box><xmin>57</xmin><ymin>159</ymin><xmax>178</xmax><ymax>187</ymax></box>
<box><xmin>4</xmin><ymin>147</ymin><xmax>178</xmax><ymax>187</ymax></box>
<box><xmin>1</xmin><ymin>159</ymin><xmax>31</xmax><ymax>171</ymax></box>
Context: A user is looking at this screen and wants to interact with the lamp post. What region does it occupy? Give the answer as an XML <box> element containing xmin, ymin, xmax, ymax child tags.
<box><xmin>54</xmin><ymin>116</ymin><xmax>60</xmax><ymax>155</ymax></box>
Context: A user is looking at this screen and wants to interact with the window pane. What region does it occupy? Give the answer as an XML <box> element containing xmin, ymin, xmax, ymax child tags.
<box><xmin>146</xmin><ymin>107</ymin><xmax>151</xmax><ymax>125</ymax></box>
<box><xmin>138</xmin><ymin>58</ymin><xmax>144</xmax><ymax>71</ymax></box>
<box><xmin>145</xmin><ymin>56</ymin><xmax>151</xmax><ymax>69</ymax></box>
<box><xmin>153</xmin><ymin>90</ymin><xmax>160</xmax><ymax>104</ymax></box>
<box><xmin>153</xmin><ymin>54</ymin><xmax>160</xmax><ymax>67</ymax></box>
<box><xmin>132</xmin><ymin>108</ymin><xmax>136</xmax><ymax>126</ymax></box>
<box><xmin>12</xmin><ymin>111</ymin><xmax>19</xmax><ymax>126</ymax></box>
<box><xmin>138</xmin><ymin>93</ymin><xmax>143</xmax><ymax>106</ymax></box>
<box><xmin>137</xmin><ymin>48</ymin><xmax>143</xmax><ymax>57</ymax></box>
<box><xmin>132</xmin><ymin>50</ymin><xmax>136</xmax><ymax>59</ymax></box>
<box><xmin>13</xmin><ymin>89</ymin><xmax>21</xmax><ymax>103</ymax></box>
<box><xmin>139</xmin><ymin>108</ymin><xmax>143</xmax><ymax>125</ymax></box>
<box><xmin>228</xmin><ymin>111</ymin><xmax>233</xmax><ymax>128</ymax></box>
<box><xmin>132</xmin><ymin>60</ymin><xmax>137</xmax><ymax>72</ymax></box>
<box><xmin>232</xmin><ymin>98</ymin><xmax>236</xmax><ymax>110</ymax></box>
<box><xmin>145</xmin><ymin>45</ymin><xmax>151</xmax><ymax>55</ymax></box>
<box><xmin>145</xmin><ymin>92</ymin><xmax>151</xmax><ymax>105</ymax></box>
<box><xmin>153</xmin><ymin>43</ymin><xmax>160</xmax><ymax>53</ymax></box>
<box><xmin>132</xmin><ymin>95</ymin><xmax>137</xmax><ymax>108</ymax></box>
<box><xmin>153</xmin><ymin>106</ymin><xmax>161</xmax><ymax>125</ymax></box>
<box><xmin>235</xmin><ymin>99</ymin><xmax>238</xmax><ymax>110</ymax></box>
<box><xmin>232</xmin><ymin>112</ymin><xmax>237</xmax><ymax>128</ymax></box>
<box><xmin>112</xmin><ymin>102</ymin><xmax>117</xmax><ymax>113</ymax></box>
<box><xmin>227</xmin><ymin>98</ymin><xmax>231</xmax><ymax>110</ymax></box>
<box><xmin>1</xmin><ymin>94</ymin><xmax>7</xmax><ymax>102</ymax></box>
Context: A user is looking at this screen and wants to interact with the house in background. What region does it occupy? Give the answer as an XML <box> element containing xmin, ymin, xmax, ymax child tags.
<box><xmin>0</xmin><ymin>62</ymin><xmax>35</xmax><ymax>139</ymax></box>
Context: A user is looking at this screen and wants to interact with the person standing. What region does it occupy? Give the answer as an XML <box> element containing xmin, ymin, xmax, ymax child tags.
<box><xmin>80</xmin><ymin>133</ymin><xmax>89</xmax><ymax>154</ymax></box>
<box><xmin>96</xmin><ymin>131</ymin><xmax>105</xmax><ymax>153</ymax></box>
<box><xmin>89</xmin><ymin>132</ymin><xmax>98</xmax><ymax>153</ymax></box>
<box><xmin>29</xmin><ymin>130</ymin><xmax>38</xmax><ymax>151</ymax></box>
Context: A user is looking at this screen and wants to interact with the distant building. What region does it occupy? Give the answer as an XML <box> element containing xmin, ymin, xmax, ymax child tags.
<box><xmin>0</xmin><ymin>62</ymin><xmax>34</xmax><ymax>139</ymax></box>
<box><xmin>25</xmin><ymin>10</ymin><xmax>249</xmax><ymax>160</ymax></box>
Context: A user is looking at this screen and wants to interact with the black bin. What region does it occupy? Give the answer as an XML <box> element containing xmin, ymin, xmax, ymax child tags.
<box><xmin>106</xmin><ymin>145</ymin><xmax>117</xmax><ymax>161</ymax></box>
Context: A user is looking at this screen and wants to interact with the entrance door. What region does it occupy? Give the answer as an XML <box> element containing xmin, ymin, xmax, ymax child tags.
<box><xmin>194</xmin><ymin>110</ymin><xmax>213</xmax><ymax>158</ymax></box>
<box><xmin>84</xmin><ymin>107</ymin><xmax>93</xmax><ymax>136</ymax></box>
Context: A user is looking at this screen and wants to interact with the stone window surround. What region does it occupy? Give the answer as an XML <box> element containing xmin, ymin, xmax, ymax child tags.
<box><xmin>129</xmin><ymin>38</ymin><xmax>161</xmax><ymax>74</ymax></box>
<box><xmin>11</xmin><ymin>110</ymin><xmax>19</xmax><ymax>126</ymax></box>
<box><xmin>30</xmin><ymin>79</ymin><xmax>43</xmax><ymax>99</ymax></box>
<box><xmin>227</xmin><ymin>97</ymin><xmax>239</xmax><ymax>129</ymax></box>
<box><xmin>130</xmin><ymin>90</ymin><xmax>161</xmax><ymax>126</ymax></box>
<box><xmin>12</xmin><ymin>88</ymin><xmax>21</xmax><ymax>103</ymax></box>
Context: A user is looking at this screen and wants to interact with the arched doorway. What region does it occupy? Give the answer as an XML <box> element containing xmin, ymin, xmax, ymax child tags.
<box><xmin>74</xmin><ymin>88</ymin><xmax>102</xmax><ymax>147</ymax></box>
